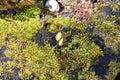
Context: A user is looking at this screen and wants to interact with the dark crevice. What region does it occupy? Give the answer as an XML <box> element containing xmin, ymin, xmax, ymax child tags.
<box><xmin>92</xmin><ymin>35</ymin><xmax>105</xmax><ymax>50</ymax></box>
<box><xmin>0</xmin><ymin>8</ymin><xmax>19</xmax><ymax>18</ymax></box>
<box><xmin>33</xmin><ymin>25</ymin><xmax>81</xmax><ymax>47</ymax></box>
<box><xmin>0</xmin><ymin>46</ymin><xmax>10</xmax><ymax>62</ymax></box>
<box><xmin>115</xmin><ymin>19</ymin><xmax>120</xmax><ymax>26</ymax></box>
<box><xmin>0</xmin><ymin>46</ymin><xmax>21</xmax><ymax>80</ymax></box>
<box><xmin>90</xmin><ymin>35</ymin><xmax>120</xmax><ymax>80</ymax></box>
<box><xmin>33</xmin><ymin>26</ymin><xmax>55</xmax><ymax>46</ymax></box>
<box><xmin>101</xmin><ymin>6</ymin><xmax>120</xmax><ymax>16</ymax></box>
<box><xmin>114</xmin><ymin>72</ymin><xmax>120</xmax><ymax>80</ymax></box>
<box><xmin>83</xmin><ymin>25</ymin><xmax>120</xmax><ymax>80</ymax></box>
<box><xmin>92</xmin><ymin>53</ymin><xmax>120</xmax><ymax>80</ymax></box>
<box><xmin>67</xmin><ymin>68</ymin><xmax>82</xmax><ymax>80</ymax></box>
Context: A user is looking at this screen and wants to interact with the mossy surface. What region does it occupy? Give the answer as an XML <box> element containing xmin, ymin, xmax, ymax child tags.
<box><xmin>0</xmin><ymin>0</ymin><xmax>120</xmax><ymax>80</ymax></box>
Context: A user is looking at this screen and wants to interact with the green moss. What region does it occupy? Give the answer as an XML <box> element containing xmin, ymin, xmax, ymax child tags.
<box><xmin>0</xmin><ymin>1</ymin><xmax>120</xmax><ymax>80</ymax></box>
<box><xmin>106</xmin><ymin>61</ymin><xmax>120</xmax><ymax>80</ymax></box>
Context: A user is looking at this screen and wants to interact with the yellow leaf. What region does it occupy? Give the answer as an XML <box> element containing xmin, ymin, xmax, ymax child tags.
<box><xmin>59</xmin><ymin>38</ymin><xmax>63</xmax><ymax>46</ymax></box>
<box><xmin>55</xmin><ymin>32</ymin><xmax>62</xmax><ymax>41</ymax></box>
